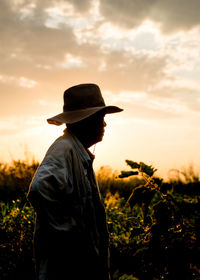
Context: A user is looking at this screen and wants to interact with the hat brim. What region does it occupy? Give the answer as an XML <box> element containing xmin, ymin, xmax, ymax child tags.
<box><xmin>47</xmin><ymin>106</ymin><xmax>123</xmax><ymax>126</ymax></box>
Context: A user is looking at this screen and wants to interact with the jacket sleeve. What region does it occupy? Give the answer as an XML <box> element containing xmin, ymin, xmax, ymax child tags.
<box><xmin>27</xmin><ymin>155</ymin><xmax>78</xmax><ymax>232</ymax></box>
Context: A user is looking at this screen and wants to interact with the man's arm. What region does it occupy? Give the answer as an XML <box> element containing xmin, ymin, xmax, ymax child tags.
<box><xmin>28</xmin><ymin>157</ymin><xmax>78</xmax><ymax>232</ymax></box>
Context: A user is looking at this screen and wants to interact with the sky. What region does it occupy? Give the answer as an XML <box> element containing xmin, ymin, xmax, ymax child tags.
<box><xmin>1</xmin><ymin>0</ymin><xmax>200</xmax><ymax>179</ymax></box>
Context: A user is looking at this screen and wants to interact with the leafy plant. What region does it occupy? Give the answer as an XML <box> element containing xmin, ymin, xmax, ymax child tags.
<box><xmin>108</xmin><ymin>160</ymin><xmax>200</xmax><ymax>279</ymax></box>
<box><xmin>119</xmin><ymin>274</ymin><xmax>139</xmax><ymax>280</ymax></box>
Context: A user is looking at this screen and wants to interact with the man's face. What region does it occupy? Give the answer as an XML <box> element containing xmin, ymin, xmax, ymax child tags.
<box><xmin>84</xmin><ymin>111</ymin><xmax>107</xmax><ymax>145</ymax></box>
<box><xmin>67</xmin><ymin>111</ymin><xmax>107</xmax><ymax>148</ymax></box>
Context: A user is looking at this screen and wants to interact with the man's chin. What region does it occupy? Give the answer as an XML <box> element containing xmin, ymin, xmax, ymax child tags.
<box><xmin>93</xmin><ymin>134</ymin><xmax>104</xmax><ymax>145</ymax></box>
<box><xmin>99</xmin><ymin>133</ymin><xmax>104</xmax><ymax>141</ymax></box>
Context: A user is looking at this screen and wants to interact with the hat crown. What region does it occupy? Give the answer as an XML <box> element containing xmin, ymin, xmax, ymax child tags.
<box><xmin>63</xmin><ymin>83</ymin><xmax>105</xmax><ymax>112</ymax></box>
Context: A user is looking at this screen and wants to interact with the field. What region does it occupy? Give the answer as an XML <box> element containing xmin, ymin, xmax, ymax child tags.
<box><xmin>1</xmin><ymin>159</ymin><xmax>200</xmax><ymax>279</ymax></box>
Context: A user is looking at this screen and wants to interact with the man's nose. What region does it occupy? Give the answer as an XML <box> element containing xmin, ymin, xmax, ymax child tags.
<box><xmin>103</xmin><ymin>120</ymin><xmax>107</xmax><ymax>127</ymax></box>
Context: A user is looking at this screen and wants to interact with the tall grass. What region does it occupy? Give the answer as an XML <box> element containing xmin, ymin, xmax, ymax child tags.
<box><xmin>0</xmin><ymin>159</ymin><xmax>39</xmax><ymax>202</ymax></box>
<box><xmin>96</xmin><ymin>166</ymin><xmax>146</xmax><ymax>199</ymax></box>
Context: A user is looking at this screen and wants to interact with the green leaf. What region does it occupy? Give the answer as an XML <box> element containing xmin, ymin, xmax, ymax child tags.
<box><xmin>125</xmin><ymin>160</ymin><xmax>140</xmax><ymax>169</ymax></box>
<box><xmin>128</xmin><ymin>185</ymin><xmax>156</xmax><ymax>210</ymax></box>
<box><xmin>119</xmin><ymin>171</ymin><xmax>139</xmax><ymax>178</ymax></box>
<box><xmin>139</xmin><ymin>162</ymin><xmax>157</xmax><ymax>177</ymax></box>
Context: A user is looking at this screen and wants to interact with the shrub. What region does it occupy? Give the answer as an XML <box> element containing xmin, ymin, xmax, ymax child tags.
<box><xmin>0</xmin><ymin>200</ymin><xmax>35</xmax><ymax>280</ymax></box>
<box><xmin>105</xmin><ymin>160</ymin><xmax>200</xmax><ymax>280</ymax></box>
<box><xmin>0</xmin><ymin>159</ymin><xmax>39</xmax><ymax>202</ymax></box>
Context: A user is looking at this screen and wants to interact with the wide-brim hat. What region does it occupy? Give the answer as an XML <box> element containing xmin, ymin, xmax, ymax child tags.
<box><xmin>47</xmin><ymin>83</ymin><xmax>123</xmax><ymax>125</ymax></box>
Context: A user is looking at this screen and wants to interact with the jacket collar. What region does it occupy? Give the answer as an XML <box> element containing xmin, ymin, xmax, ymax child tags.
<box><xmin>63</xmin><ymin>129</ymin><xmax>95</xmax><ymax>168</ymax></box>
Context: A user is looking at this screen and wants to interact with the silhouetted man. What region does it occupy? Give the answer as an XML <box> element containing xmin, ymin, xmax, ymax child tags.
<box><xmin>28</xmin><ymin>83</ymin><xmax>123</xmax><ymax>280</ymax></box>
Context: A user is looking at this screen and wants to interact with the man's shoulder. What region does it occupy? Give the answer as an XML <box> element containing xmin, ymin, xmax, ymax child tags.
<box><xmin>41</xmin><ymin>131</ymin><xmax>90</xmax><ymax>169</ymax></box>
<box><xmin>44</xmin><ymin>134</ymin><xmax>75</xmax><ymax>162</ymax></box>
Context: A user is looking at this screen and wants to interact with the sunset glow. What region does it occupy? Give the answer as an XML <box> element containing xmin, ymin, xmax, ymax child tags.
<box><xmin>1</xmin><ymin>0</ymin><xmax>200</xmax><ymax>178</ymax></box>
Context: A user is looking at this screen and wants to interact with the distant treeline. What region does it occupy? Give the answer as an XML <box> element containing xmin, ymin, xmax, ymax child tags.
<box><xmin>0</xmin><ymin>158</ymin><xmax>200</xmax><ymax>202</ymax></box>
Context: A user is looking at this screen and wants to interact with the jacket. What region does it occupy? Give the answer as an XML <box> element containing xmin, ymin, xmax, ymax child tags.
<box><xmin>28</xmin><ymin>130</ymin><xmax>110</xmax><ymax>280</ymax></box>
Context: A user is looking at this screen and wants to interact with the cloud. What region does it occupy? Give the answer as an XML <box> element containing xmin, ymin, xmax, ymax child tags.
<box><xmin>100</xmin><ymin>0</ymin><xmax>155</xmax><ymax>28</ymax></box>
<box><xmin>58</xmin><ymin>53</ymin><xmax>85</xmax><ymax>69</ymax></box>
<box><xmin>0</xmin><ymin>0</ymin><xmax>76</xmax><ymax>66</ymax></box>
<box><xmin>103</xmin><ymin>90</ymin><xmax>187</xmax><ymax>120</ymax></box>
<box><xmin>97</xmin><ymin>50</ymin><xmax>168</xmax><ymax>92</ymax></box>
<box><xmin>100</xmin><ymin>0</ymin><xmax>200</xmax><ymax>33</ymax></box>
<box><xmin>37</xmin><ymin>47</ymin><xmax>168</xmax><ymax>93</ymax></box>
<box><xmin>0</xmin><ymin>0</ymin><xmax>77</xmax><ymax>114</ymax></box>
<box><xmin>0</xmin><ymin>0</ymin><xmax>199</xmax><ymax>128</ymax></box>
<box><xmin>151</xmin><ymin>0</ymin><xmax>200</xmax><ymax>33</ymax></box>
<box><xmin>150</xmin><ymin>84</ymin><xmax>200</xmax><ymax>112</ymax></box>
<box><xmin>0</xmin><ymin>115</ymin><xmax>43</xmax><ymax>136</ymax></box>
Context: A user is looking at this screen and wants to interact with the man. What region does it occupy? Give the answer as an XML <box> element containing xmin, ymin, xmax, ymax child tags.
<box><xmin>28</xmin><ymin>83</ymin><xmax>123</xmax><ymax>280</ymax></box>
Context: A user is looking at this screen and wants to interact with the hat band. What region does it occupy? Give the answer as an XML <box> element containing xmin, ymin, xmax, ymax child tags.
<box><xmin>63</xmin><ymin>101</ymin><xmax>105</xmax><ymax>112</ymax></box>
